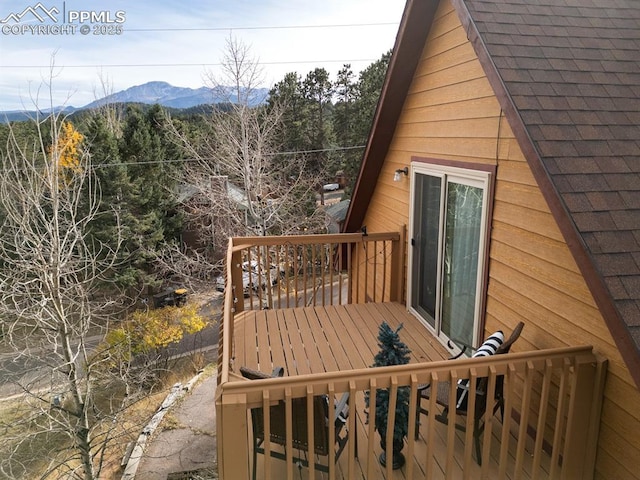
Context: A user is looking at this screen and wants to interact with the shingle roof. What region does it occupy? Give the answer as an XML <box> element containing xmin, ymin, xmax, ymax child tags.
<box><xmin>345</xmin><ymin>0</ymin><xmax>640</xmax><ymax>387</ymax></box>
<box><xmin>459</xmin><ymin>0</ymin><xmax>640</xmax><ymax>378</ymax></box>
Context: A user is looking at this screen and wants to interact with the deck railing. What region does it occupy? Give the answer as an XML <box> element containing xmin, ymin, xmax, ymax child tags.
<box><xmin>218</xmin><ymin>345</ymin><xmax>605</xmax><ymax>480</ymax></box>
<box><xmin>217</xmin><ymin>231</ymin><xmax>404</xmax><ymax>386</ymax></box>
<box><xmin>230</xmin><ymin>231</ymin><xmax>403</xmax><ymax>311</ymax></box>
<box><xmin>216</xmin><ymin>232</ymin><xmax>607</xmax><ymax>479</ymax></box>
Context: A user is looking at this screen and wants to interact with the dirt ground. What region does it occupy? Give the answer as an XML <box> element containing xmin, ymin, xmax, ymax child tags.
<box><xmin>134</xmin><ymin>371</ymin><xmax>218</xmax><ymax>480</ymax></box>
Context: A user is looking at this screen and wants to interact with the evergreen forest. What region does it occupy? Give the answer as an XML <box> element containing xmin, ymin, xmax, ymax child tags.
<box><xmin>0</xmin><ymin>52</ymin><xmax>391</xmax><ymax>296</ymax></box>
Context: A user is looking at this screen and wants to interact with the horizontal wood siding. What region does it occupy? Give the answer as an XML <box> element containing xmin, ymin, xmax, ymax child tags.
<box><xmin>491</xmin><ymin>121</ymin><xmax>640</xmax><ymax>480</ymax></box>
<box><xmin>359</xmin><ymin>0</ymin><xmax>640</xmax><ymax>478</ymax></box>
<box><xmin>361</xmin><ymin>0</ymin><xmax>503</xmax><ymax>298</ymax></box>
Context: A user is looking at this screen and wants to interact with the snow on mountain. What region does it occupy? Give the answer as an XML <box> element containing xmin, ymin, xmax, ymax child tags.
<box><xmin>81</xmin><ymin>81</ymin><xmax>268</xmax><ymax>109</ymax></box>
<box><xmin>0</xmin><ymin>81</ymin><xmax>270</xmax><ymax>122</ymax></box>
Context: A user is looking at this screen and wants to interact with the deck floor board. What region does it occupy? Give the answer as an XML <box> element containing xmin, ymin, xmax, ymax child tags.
<box><xmin>234</xmin><ymin>302</ymin><xmax>451</xmax><ymax>376</ymax></box>
<box><xmin>232</xmin><ymin>302</ymin><xmax>551</xmax><ymax>479</ymax></box>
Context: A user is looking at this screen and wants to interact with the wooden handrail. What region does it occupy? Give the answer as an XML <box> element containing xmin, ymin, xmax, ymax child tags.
<box><xmin>231</xmin><ymin>231</ymin><xmax>400</xmax><ymax>247</ymax></box>
<box><xmin>222</xmin><ymin>345</ymin><xmax>595</xmax><ymax>405</ymax></box>
<box><xmin>218</xmin><ymin>231</ymin><xmax>404</xmax><ymax>386</ymax></box>
<box><xmin>218</xmin><ymin>344</ymin><xmax>606</xmax><ymax>479</ymax></box>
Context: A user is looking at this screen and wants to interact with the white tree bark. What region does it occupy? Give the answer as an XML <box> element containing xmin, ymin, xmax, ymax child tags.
<box><xmin>159</xmin><ymin>36</ymin><xmax>328</xmax><ymax>293</ymax></box>
<box><xmin>0</xmin><ymin>104</ymin><xmax>135</xmax><ymax>480</ymax></box>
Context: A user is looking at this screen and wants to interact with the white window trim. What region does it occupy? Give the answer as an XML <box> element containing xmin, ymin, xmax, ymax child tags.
<box><xmin>407</xmin><ymin>161</ymin><xmax>492</xmax><ymax>350</ymax></box>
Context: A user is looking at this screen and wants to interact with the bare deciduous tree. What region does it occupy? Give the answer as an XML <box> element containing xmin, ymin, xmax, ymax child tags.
<box><xmin>92</xmin><ymin>71</ymin><xmax>124</xmax><ymax>138</ymax></box>
<box><xmin>159</xmin><ymin>36</ymin><xmax>327</xmax><ymax>290</ymax></box>
<box><xmin>0</xmin><ymin>102</ymin><xmax>144</xmax><ymax>479</ymax></box>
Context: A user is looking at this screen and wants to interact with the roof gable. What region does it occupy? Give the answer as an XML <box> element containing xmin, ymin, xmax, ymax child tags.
<box><xmin>345</xmin><ymin>0</ymin><xmax>640</xmax><ymax>387</ymax></box>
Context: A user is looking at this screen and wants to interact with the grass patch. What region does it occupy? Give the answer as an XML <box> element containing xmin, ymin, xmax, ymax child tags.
<box><xmin>0</xmin><ymin>355</ymin><xmax>215</xmax><ymax>479</ymax></box>
<box><xmin>0</xmin><ymin>399</ymin><xmax>69</xmax><ymax>478</ymax></box>
<box><xmin>161</xmin><ymin>412</ymin><xmax>183</xmax><ymax>430</ymax></box>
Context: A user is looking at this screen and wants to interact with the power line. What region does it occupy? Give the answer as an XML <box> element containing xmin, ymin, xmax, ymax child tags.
<box><xmin>126</xmin><ymin>22</ymin><xmax>397</xmax><ymax>32</ymax></box>
<box><xmin>0</xmin><ymin>145</ymin><xmax>366</xmax><ymax>173</ymax></box>
<box><xmin>2</xmin><ymin>59</ymin><xmax>379</xmax><ymax>69</ymax></box>
<box><xmin>0</xmin><ymin>21</ymin><xmax>397</xmax><ymax>69</ymax></box>
<box><xmin>268</xmin><ymin>145</ymin><xmax>365</xmax><ymax>156</ymax></box>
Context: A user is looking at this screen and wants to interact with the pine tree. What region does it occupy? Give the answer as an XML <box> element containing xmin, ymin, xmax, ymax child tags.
<box><xmin>301</xmin><ymin>67</ymin><xmax>334</xmax><ymax>174</ymax></box>
<box><xmin>368</xmin><ymin>321</ymin><xmax>412</xmax><ymax>468</ymax></box>
<box><xmin>118</xmin><ymin>105</ymin><xmax>180</xmax><ymax>289</ymax></box>
<box><xmin>344</xmin><ymin>51</ymin><xmax>392</xmax><ymax>189</ymax></box>
<box><xmin>372</xmin><ymin>321</ymin><xmax>411</xmax><ymax>369</ymax></box>
<box><xmin>268</xmin><ymin>72</ymin><xmax>305</xmax><ymax>152</ymax></box>
<box><xmin>332</xmin><ymin>64</ymin><xmax>360</xmax><ymax>188</ymax></box>
<box><xmin>83</xmin><ymin>114</ymin><xmax>131</xmax><ymax>283</ymax></box>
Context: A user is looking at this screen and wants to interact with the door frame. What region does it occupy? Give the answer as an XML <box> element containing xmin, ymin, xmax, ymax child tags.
<box><xmin>407</xmin><ymin>158</ymin><xmax>496</xmax><ymax>352</ymax></box>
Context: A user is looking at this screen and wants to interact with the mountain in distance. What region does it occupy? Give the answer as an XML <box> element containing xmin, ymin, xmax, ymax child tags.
<box><xmin>82</xmin><ymin>81</ymin><xmax>269</xmax><ymax>109</ymax></box>
<box><xmin>0</xmin><ymin>81</ymin><xmax>269</xmax><ymax>122</ymax></box>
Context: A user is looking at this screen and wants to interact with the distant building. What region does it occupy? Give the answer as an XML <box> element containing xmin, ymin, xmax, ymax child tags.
<box><xmin>325</xmin><ymin>199</ymin><xmax>350</xmax><ymax>234</ymax></box>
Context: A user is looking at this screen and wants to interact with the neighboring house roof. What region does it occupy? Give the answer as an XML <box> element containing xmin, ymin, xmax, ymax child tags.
<box><xmin>326</xmin><ymin>199</ymin><xmax>351</xmax><ymax>222</ymax></box>
<box><xmin>326</xmin><ymin>199</ymin><xmax>351</xmax><ymax>234</ymax></box>
<box><xmin>344</xmin><ymin>0</ymin><xmax>640</xmax><ymax>386</ymax></box>
<box><xmin>227</xmin><ymin>182</ymin><xmax>250</xmax><ymax>210</ymax></box>
<box><xmin>178</xmin><ymin>178</ymin><xmax>249</xmax><ymax>210</ymax></box>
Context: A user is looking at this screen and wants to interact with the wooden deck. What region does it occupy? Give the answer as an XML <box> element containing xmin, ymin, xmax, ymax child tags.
<box><xmin>217</xmin><ymin>233</ymin><xmax>606</xmax><ymax>480</ymax></box>
<box><xmin>233</xmin><ymin>302</ymin><xmax>451</xmax><ymax>377</ymax></box>
<box><xmin>230</xmin><ymin>302</ymin><xmax>552</xmax><ymax>479</ymax></box>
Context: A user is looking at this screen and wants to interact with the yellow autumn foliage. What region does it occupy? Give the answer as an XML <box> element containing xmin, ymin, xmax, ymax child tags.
<box><xmin>49</xmin><ymin>121</ymin><xmax>84</xmax><ymax>172</ymax></box>
<box><xmin>104</xmin><ymin>303</ymin><xmax>207</xmax><ymax>358</ymax></box>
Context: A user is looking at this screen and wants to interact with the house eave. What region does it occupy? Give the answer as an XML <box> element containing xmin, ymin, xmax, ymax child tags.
<box><xmin>343</xmin><ymin>0</ymin><xmax>439</xmax><ymax>234</ymax></box>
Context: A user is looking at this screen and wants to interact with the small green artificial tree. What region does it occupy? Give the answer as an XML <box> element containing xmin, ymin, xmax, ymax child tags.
<box><xmin>367</xmin><ymin>322</ymin><xmax>412</xmax><ymax>468</ymax></box>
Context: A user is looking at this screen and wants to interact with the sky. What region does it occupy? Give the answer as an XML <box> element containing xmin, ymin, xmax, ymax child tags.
<box><xmin>0</xmin><ymin>0</ymin><xmax>406</xmax><ymax>111</ymax></box>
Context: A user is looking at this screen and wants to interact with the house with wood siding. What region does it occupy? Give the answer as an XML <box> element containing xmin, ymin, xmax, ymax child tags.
<box><xmin>342</xmin><ymin>0</ymin><xmax>640</xmax><ymax>478</ymax></box>
<box><xmin>215</xmin><ymin>0</ymin><xmax>637</xmax><ymax>477</ymax></box>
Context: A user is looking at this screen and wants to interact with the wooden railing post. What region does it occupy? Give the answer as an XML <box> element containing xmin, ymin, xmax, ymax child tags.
<box><xmin>219</xmin><ymin>238</ymin><xmax>237</xmax><ymax>388</ymax></box>
<box><xmin>390</xmin><ymin>226</ymin><xmax>405</xmax><ymax>302</ymax></box>
<box><xmin>561</xmin><ymin>352</ymin><xmax>602</xmax><ymax>480</ymax></box>
<box><xmin>230</xmin><ymin>247</ymin><xmax>244</xmax><ymax>314</ymax></box>
<box><xmin>217</xmin><ymin>390</ymin><xmax>251</xmax><ymax>479</ymax></box>
<box><xmin>584</xmin><ymin>357</ymin><xmax>608</xmax><ymax>478</ymax></box>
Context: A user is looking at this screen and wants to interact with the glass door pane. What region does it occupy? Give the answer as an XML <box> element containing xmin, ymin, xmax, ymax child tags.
<box><xmin>410</xmin><ymin>174</ymin><xmax>442</xmax><ymax>329</ymax></box>
<box><xmin>440</xmin><ymin>182</ymin><xmax>483</xmax><ymax>347</ymax></box>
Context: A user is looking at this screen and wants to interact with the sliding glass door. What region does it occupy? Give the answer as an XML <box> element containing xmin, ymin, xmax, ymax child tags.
<box><xmin>409</xmin><ymin>164</ymin><xmax>490</xmax><ymax>349</ymax></box>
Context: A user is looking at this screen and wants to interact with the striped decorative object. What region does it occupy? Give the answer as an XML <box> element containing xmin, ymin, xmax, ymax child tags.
<box><xmin>455</xmin><ymin>331</ymin><xmax>504</xmax><ymax>410</ymax></box>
